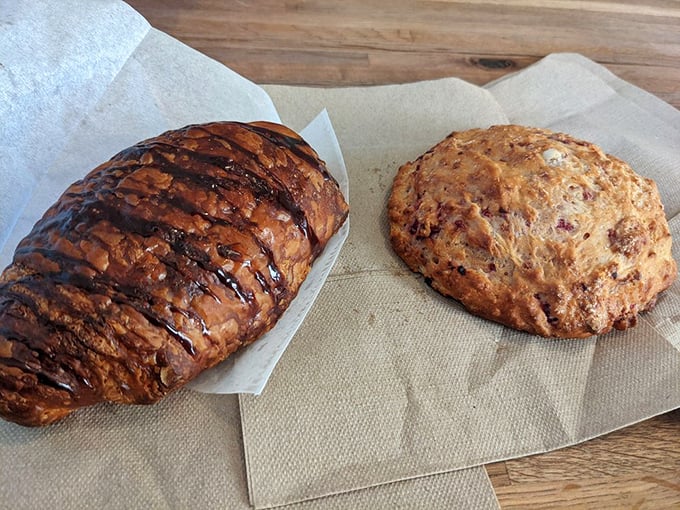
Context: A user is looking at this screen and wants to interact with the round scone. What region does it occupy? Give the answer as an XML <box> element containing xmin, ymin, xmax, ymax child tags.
<box><xmin>388</xmin><ymin>124</ymin><xmax>677</xmax><ymax>338</ymax></box>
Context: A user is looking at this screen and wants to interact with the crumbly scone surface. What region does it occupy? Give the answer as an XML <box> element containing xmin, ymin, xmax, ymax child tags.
<box><xmin>0</xmin><ymin>121</ymin><xmax>348</xmax><ymax>426</ymax></box>
<box><xmin>389</xmin><ymin>124</ymin><xmax>676</xmax><ymax>338</ymax></box>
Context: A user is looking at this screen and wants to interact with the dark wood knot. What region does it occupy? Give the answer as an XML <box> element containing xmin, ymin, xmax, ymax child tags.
<box><xmin>473</xmin><ymin>58</ymin><xmax>516</xmax><ymax>70</ymax></box>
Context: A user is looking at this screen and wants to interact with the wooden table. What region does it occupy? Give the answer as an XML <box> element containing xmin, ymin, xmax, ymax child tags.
<box><xmin>128</xmin><ymin>1</ymin><xmax>680</xmax><ymax>507</ymax></box>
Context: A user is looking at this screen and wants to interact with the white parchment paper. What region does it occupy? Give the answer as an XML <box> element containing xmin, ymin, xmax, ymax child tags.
<box><xmin>0</xmin><ymin>1</ymin><xmax>348</xmax><ymax>395</ymax></box>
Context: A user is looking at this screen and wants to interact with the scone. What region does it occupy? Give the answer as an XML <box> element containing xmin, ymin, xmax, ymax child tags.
<box><xmin>0</xmin><ymin>121</ymin><xmax>348</xmax><ymax>426</ymax></box>
<box><xmin>388</xmin><ymin>124</ymin><xmax>676</xmax><ymax>338</ymax></box>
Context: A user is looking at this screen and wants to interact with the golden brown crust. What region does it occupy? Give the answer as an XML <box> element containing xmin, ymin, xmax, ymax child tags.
<box><xmin>389</xmin><ymin>124</ymin><xmax>676</xmax><ymax>339</ymax></box>
<box><xmin>0</xmin><ymin>121</ymin><xmax>348</xmax><ymax>426</ymax></box>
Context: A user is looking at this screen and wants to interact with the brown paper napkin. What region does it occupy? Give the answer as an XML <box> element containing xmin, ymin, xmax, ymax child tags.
<box><xmin>240</xmin><ymin>54</ymin><xmax>680</xmax><ymax>507</ymax></box>
<box><xmin>0</xmin><ymin>390</ymin><xmax>497</xmax><ymax>509</ymax></box>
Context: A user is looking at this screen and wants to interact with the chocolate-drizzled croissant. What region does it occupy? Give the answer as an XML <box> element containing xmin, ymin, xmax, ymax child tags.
<box><xmin>0</xmin><ymin>121</ymin><xmax>349</xmax><ymax>426</ymax></box>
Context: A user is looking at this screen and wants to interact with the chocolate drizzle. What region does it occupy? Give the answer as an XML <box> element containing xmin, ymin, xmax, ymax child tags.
<box><xmin>240</xmin><ymin>122</ymin><xmax>334</xmax><ymax>181</ymax></box>
<box><xmin>0</xmin><ymin>120</ymin><xmax>349</xmax><ymax>426</ymax></box>
<box><xmin>188</xmin><ymin>125</ymin><xmax>324</xmax><ymax>255</ymax></box>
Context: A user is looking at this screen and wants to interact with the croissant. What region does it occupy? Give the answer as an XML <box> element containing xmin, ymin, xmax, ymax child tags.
<box><xmin>0</xmin><ymin>121</ymin><xmax>348</xmax><ymax>426</ymax></box>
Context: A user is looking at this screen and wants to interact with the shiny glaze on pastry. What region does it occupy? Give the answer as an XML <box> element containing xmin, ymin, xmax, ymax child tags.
<box><xmin>0</xmin><ymin>121</ymin><xmax>348</xmax><ymax>426</ymax></box>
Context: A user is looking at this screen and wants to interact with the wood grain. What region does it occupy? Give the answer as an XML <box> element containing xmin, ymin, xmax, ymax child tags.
<box><xmin>126</xmin><ymin>1</ymin><xmax>680</xmax><ymax>507</ymax></box>
<box><xmin>488</xmin><ymin>409</ymin><xmax>680</xmax><ymax>508</ymax></box>
<box><xmin>127</xmin><ymin>0</ymin><xmax>680</xmax><ymax>108</ymax></box>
